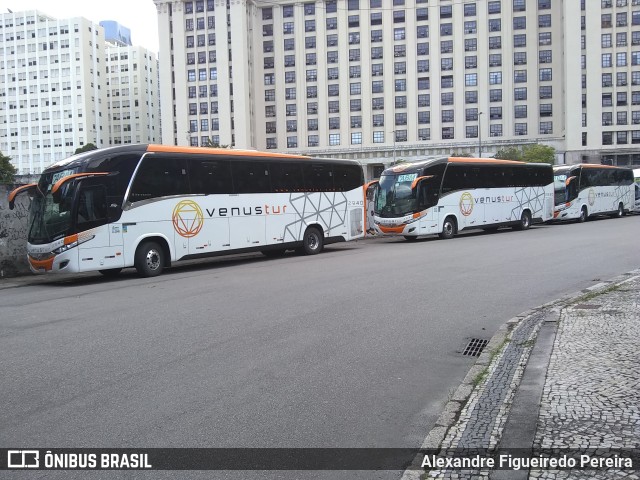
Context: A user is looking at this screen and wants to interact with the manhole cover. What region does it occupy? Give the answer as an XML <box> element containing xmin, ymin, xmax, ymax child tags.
<box><xmin>574</xmin><ymin>304</ymin><xmax>601</xmax><ymax>310</ymax></box>
<box><xmin>462</xmin><ymin>338</ymin><xmax>489</xmax><ymax>357</ymax></box>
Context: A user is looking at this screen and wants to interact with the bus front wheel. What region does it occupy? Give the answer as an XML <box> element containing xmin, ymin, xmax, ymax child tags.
<box><xmin>135</xmin><ymin>241</ymin><xmax>166</xmax><ymax>277</ymax></box>
<box><xmin>578</xmin><ymin>206</ymin><xmax>588</xmax><ymax>223</ymax></box>
<box><xmin>302</xmin><ymin>227</ymin><xmax>324</xmax><ymax>255</ymax></box>
<box><xmin>439</xmin><ymin>217</ymin><xmax>457</xmax><ymax>240</ymax></box>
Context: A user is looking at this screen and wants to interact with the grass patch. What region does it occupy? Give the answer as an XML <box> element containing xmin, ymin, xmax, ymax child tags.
<box><xmin>471</xmin><ymin>338</ymin><xmax>509</xmax><ymax>387</ymax></box>
<box><xmin>575</xmin><ymin>283</ymin><xmax>622</xmax><ymax>303</ymax></box>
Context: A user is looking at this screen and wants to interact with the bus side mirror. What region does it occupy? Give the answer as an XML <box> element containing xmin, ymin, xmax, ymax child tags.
<box><xmin>565</xmin><ymin>176</ymin><xmax>576</xmax><ymax>186</ymax></box>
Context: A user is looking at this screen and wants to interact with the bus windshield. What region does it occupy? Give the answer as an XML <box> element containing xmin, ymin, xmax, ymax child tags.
<box><xmin>553</xmin><ymin>167</ymin><xmax>573</xmax><ymax>206</ymax></box>
<box><xmin>375</xmin><ymin>173</ymin><xmax>419</xmax><ymax>217</ymax></box>
<box><xmin>28</xmin><ymin>169</ymin><xmax>78</xmax><ymax>244</ymax></box>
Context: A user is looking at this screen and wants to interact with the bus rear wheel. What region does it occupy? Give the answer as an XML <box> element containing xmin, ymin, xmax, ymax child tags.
<box><xmin>439</xmin><ymin>216</ymin><xmax>457</xmax><ymax>240</ymax></box>
<box><xmin>302</xmin><ymin>227</ymin><xmax>323</xmax><ymax>255</ymax></box>
<box><xmin>578</xmin><ymin>206</ymin><xmax>588</xmax><ymax>223</ymax></box>
<box><xmin>135</xmin><ymin>241</ymin><xmax>166</xmax><ymax>277</ymax></box>
<box><xmin>515</xmin><ymin>210</ymin><xmax>531</xmax><ymax>230</ymax></box>
<box><xmin>614</xmin><ymin>203</ymin><xmax>624</xmax><ymax>218</ymax></box>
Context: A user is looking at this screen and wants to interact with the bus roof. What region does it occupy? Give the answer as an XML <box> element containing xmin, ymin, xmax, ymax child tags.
<box><xmin>381</xmin><ymin>157</ymin><xmax>548</xmax><ymax>176</ymax></box>
<box><xmin>553</xmin><ymin>163</ymin><xmax>632</xmax><ymax>171</ymax></box>
<box><xmin>42</xmin><ymin>144</ymin><xmax>359</xmax><ymax>174</ymax></box>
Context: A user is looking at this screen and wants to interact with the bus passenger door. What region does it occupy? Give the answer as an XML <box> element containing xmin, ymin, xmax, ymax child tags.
<box><xmin>75</xmin><ymin>183</ymin><xmax>124</xmax><ymax>271</ymax></box>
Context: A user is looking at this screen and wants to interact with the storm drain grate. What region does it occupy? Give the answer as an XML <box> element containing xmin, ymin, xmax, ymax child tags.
<box><xmin>462</xmin><ymin>338</ymin><xmax>489</xmax><ymax>357</ymax></box>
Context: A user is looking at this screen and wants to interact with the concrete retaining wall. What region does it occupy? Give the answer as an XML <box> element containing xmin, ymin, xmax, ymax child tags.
<box><xmin>0</xmin><ymin>176</ymin><xmax>38</xmax><ymax>278</ymax></box>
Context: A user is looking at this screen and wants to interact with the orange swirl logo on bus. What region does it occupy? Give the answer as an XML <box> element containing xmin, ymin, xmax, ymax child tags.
<box><xmin>172</xmin><ymin>200</ymin><xmax>204</xmax><ymax>238</ymax></box>
<box><xmin>588</xmin><ymin>188</ymin><xmax>596</xmax><ymax>206</ymax></box>
<box><xmin>459</xmin><ymin>192</ymin><xmax>474</xmax><ymax>216</ymax></box>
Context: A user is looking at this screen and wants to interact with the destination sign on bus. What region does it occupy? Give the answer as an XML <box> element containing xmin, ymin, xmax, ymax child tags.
<box><xmin>396</xmin><ymin>173</ymin><xmax>418</xmax><ymax>183</ymax></box>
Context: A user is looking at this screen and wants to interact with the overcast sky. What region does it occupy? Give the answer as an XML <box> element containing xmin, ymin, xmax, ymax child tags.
<box><xmin>0</xmin><ymin>0</ymin><xmax>159</xmax><ymax>53</ymax></box>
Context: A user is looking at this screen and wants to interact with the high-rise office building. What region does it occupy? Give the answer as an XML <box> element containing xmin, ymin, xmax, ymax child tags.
<box><xmin>105</xmin><ymin>45</ymin><xmax>161</xmax><ymax>146</ymax></box>
<box><xmin>0</xmin><ymin>11</ymin><xmax>107</xmax><ymax>174</ymax></box>
<box><xmin>0</xmin><ymin>11</ymin><xmax>162</xmax><ymax>174</ymax></box>
<box><xmin>155</xmin><ymin>0</ymin><xmax>640</xmax><ymax>178</ymax></box>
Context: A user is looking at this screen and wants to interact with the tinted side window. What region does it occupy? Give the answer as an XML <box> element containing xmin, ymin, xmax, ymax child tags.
<box><xmin>190</xmin><ymin>159</ymin><xmax>233</xmax><ymax>194</ymax></box>
<box><xmin>303</xmin><ymin>163</ymin><xmax>334</xmax><ymax>191</ymax></box>
<box><xmin>270</xmin><ymin>162</ymin><xmax>305</xmax><ymax>192</ymax></box>
<box><xmin>129</xmin><ymin>156</ymin><xmax>190</xmax><ymax>201</ymax></box>
<box><xmin>441</xmin><ymin>164</ymin><xmax>468</xmax><ymax>193</ymax></box>
<box><xmin>333</xmin><ymin>164</ymin><xmax>363</xmax><ymax>191</ymax></box>
<box><xmin>231</xmin><ymin>161</ymin><xmax>271</xmax><ymax>193</ymax></box>
<box><xmin>76</xmin><ymin>185</ymin><xmax>108</xmax><ymax>230</ymax></box>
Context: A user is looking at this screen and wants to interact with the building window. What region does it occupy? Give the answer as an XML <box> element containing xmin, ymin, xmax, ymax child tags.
<box><xmin>371</xmin><ymin>12</ymin><xmax>382</xmax><ymax>25</ymax></box>
<box><xmin>488</xmin><ymin>1</ymin><xmax>501</xmax><ymax>13</ymax></box>
<box><xmin>395</xmin><ymin>112</ymin><xmax>407</xmax><ymax>125</ymax></box>
<box><xmin>539</xmin><ymin>68</ymin><xmax>552</xmax><ymax>81</ymax></box>
<box><xmin>326</xmin><ymin>17</ymin><xmax>337</xmax><ymax>30</ymax></box>
<box><xmin>466</xmin><ymin>56</ymin><xmax>478</xmax><ymax>68</ymax></box>
<box><xmin>465</xmin><ymin>38</ymin><xmax>477</xmax><ymax>51</ymax></box>
<box><xmin>308</xmin><ymin>135</ymin><xmax>319</xmax><ymax>147</ymax></box>
<box><xmin>372</xmin><ymin>80</ymin><xmax>384</xmax><ymax>93</ymax></box>
<box><xmin>514</xmin><ymin>87</ymin><xmax>527</xmax><ymax>100</ymax></box>
<box><xmin>513</xmin><ymin>17</ymin><xmax>526</xmax><ymax>29</ymax></box>
<box><xmin>538</xmin><ymin>14</ymin><xmax>551</xmax><ymax>27</ymax></box>
<box><xmin>515</xmin><ymin>123</ymin><xmax>527</xmax><ymax>136</ymax></box>
<box><xmin>327</xmin><ymin>51</ymin><xmax>338</xmax><ymax>63</ymax></box>
<box><xmin>442</xmin><ymin>58</ymin><xmax>454</xmax><ymax>71</ymax></box>
<box><xmin>465</xmin><ymin>91</ymin><xmax>478</xmax><ymax>104</ymax></box>
<box><xmin>490</xmin><ymin>89</ymin><xmax>502</xmax><ymax>102</ymax></box>
<box><xmin>513</xmin><ymin>0</ymin><xmax>526</xmax><ymax>11</ymax></box>
<box><xmin>465</xmin><ymin>73</ymin><xmax>477</xmax><ymax>86</ymax></box>
<box><xmin>514</xmin><ymin>105</ymin><xmax>527</xmax><ymax>118</ymax></box>
<box><xmin>373</xmin><ymin>131</ymin><xmax>384</xmax><ymax>143</ymax></box>
<box><xmin>490</xmin><ymin>107</ymin><xmax>502</xmax><ymax>119</ymax></box>
<box><xmin>371</xmin><ymin>30</ymin><xmax>383</xmax><ymax>42</ymax></box>
<box><xmin>441</xmin><ymin>41</ymin><xmax>453</xmax><ymax>53</ymax></box>
<box><xmin>490</xmin><ymin>124</ymin><xmax>502</xmax><ymax>137</ymax></box>
<box><xmin>442</xmin><ymin>127</ymin><xmax>454</xmax><ymax>139</ymax></box>
<box><xmin>418</xmin><ymin>128</ymin><xmax>430</xmax><ymax>140</ymax></box>
<box><xmin>441</xmin><ymin>76</ymin><xmax>453</xmax><ymax>88</ymax></box>
<box><xmin>514</xmin><ymin>52</ymin><xmax>527</xmax><ymax>65</ymax></box>
<box><xmin>372</xmin><ymin>114</ymin><xmax>384</xmax><ymax>126</ymax></box>
<box><xmin>489</xmin><ymin>19</ymin><xmax>501</xmax><ymax>31</ymax></box>
<box><xmin>490</xmin><ymin>71</ymin><xmax>503</xmax><ymax>84</ymax></box>
<box><xmin>539</xmin><ymin>32</ymin><xmax>551</xmax><ymax>45</ymax></box>
<box><xmin>372</xmin><ymin>97</ymin><xmax>384</xmax><ymax>110</ymax></box>
<box><xmin>418</xmin><ymin>111</ymin><xmax>431</xmax><ymax>124</ymax></box>
<box><xmin>466</xmin><ymin>126</ymin><xmax>478</xmax><ymax>138</ymax></box>
<box><xmin>351</xmin><ymin>132</ymin><xmax>362</xmax><ymax>145</ymax></box>
<box><xmin>539</xmin><ymin>122</ymin><xmax>553</xmax><ymax>134</ymax></box>
<box><xmin>441</xmin><ymin>92</ymin><xmax>454</xmax><ymax>105</ymax></box>
<box><xmin>465</xmin><ymin>108</ymin><xmax>478</xmax><ymax>121</ymax></box>
<box><xmin>418</xmin><ymin>94</ymin><xmax>430</xmax><ymax>107</ymax></box>
<box><xmin>489</xmin><ymin>36</ymin><xmax>502</xmax><ymax>49</ymax></box>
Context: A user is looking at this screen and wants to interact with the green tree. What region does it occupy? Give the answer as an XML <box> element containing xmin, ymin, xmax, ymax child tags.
<box><xmin>494</xmin><ymin>146</ymin><xmax>524</xmax><ymax>161</ymax></box>
<box><xmin>74</xmin><ymin>143</ymin><xmax>98</xmax><ymax>155</ymax></box>
<box><xmin>0</xmin><ymin>151</ymin><xmax>17</xmax><ymax>184</ymax></box>
<box><xmin>450</xmin><ymin>152</ymin><xmax>473</xmax><ymax>157</ymax></box>
<box><xmin>201</xmin><ymin>137</ymin><xmax>230</xmax><ymax>148</ymax></box>
<box><xmin>521</xmin><ymin>144</ymin><xmax>556</xmax><ymax>165</ymax></box>
<box><xmin>494</xmin><ymin>144</ymin><xmax>556</xmax><ymax>165</ymax></box>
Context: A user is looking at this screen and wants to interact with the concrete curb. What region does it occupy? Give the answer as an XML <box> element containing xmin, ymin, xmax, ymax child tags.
<box><xmin>401</xmin><ymin>268</ymin><xmax>640</xmax><ymax>480</ymax></box>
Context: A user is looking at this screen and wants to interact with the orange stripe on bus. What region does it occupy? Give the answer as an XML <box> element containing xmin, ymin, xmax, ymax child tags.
<box><xmin>448</xmin><ymin>157</ymin><xmax>526</xmax><ymax>164</ymax></box>
<box><xmin>28</xmin><ymin>255</ymin><xmax>54</xmax><ymax>271</ymax></box>
<box><xmin>378</xmin><ymin>225</ymin><xmax>406</xmax><ymax>234</ymax></box>
<box><xmin>51</xmin><ymin>173</ymin><xmax>109</xmax><ymax>195</ymax></box>
<box><xmin>8</xmin><ymin>184</ymin><xmax>37</xmax><ymax>204</ymax></box>
<box><xmin>146</xmin><ymin>144</ymin><xmax>309</xmax><ymax>159</ymax></box>
<box><xmin>64</xmin><ymin>234</ymin><xmax>78</xmax><ymax>245</ymax></box>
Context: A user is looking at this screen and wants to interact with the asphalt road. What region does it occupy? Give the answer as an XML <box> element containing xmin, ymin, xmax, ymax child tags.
<box><xmin>1</xmin><ymin>216</ymin><xmax>638</xmax><ymax>478</ymax></box>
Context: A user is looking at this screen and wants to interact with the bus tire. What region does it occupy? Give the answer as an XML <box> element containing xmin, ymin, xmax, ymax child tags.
<box><xmin>439</xmin><ymin>216</ymin><xmax>457</xmax><ymax>240</ymax></box>
<box><xmin>515</xmin><ymin>210</ymin><xmax>531</xmax><ymax>230</ymax></box>
<box><xmin>135</xmin><ymin>241</ymin><xmax>165</xmax><ymax>277</ymax></box>
<box><xmin>404</xmin><ymin>235</ymin><xmax>418</xmax><ymax>241</ymax></box>
<box><xmin>615</xmin><ymin>203</ymin><xmax>624</xmax><ymax>218</ymax></box>
<box><xmin>262</xmin><ymin>249</ymin><xmax>286</xmax><ymax>258</ymax></box>
<box><xmin>578</xmin><ymin>206</ymin><xmax>588</xmax><ymax>223</ymax></box>
<box><xmin>99</xmin><ymin>268</ymin><xmax>122</xmax><ymax>277</ymax></box>
<box><xmin>302</xmin><ymin>227</ymin><xmax>323</xmax><ymax>255</ymax></box>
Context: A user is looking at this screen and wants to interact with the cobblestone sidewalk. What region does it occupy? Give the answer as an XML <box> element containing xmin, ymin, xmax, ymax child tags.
<box><xmin>531</xmin><ymin>275</ymin><xmax>640</xmax><ymax>480</ymax></box>
<box><xmin>408</xmin><ymin>270</ymin><xmax>640</xmax><ymax>480</ymax></box>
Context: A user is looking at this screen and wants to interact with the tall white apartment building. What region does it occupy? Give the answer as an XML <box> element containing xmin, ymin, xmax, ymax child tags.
<box><xmin>0</xmin><ymin>11</ymin><xmax>106</xmax><ymax>174</ymax></box>
<box><xmin>105</xmin><ymin>45</ymin><xmax>161</xmax><ymax>146</ymax></box>
<box><xmin>155</xmin><ymin>0</ymin><xmax>640</xmax><ymax>178</ymax></box>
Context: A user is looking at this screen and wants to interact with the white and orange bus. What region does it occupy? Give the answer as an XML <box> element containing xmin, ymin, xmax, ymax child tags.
<box><xmin>553</xmin><ymin>164</ymin><xmax>635</xmax><ymax>222</ymax></box>
<box><xmin>9</xmin><ymin>145</ymin><xmax>365</xmax><ymax>277</ymax></box>
<box><xmin>370</xmin><ymin>157</ymin><xmax>554</xmax><ymax>240</ymax></box>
